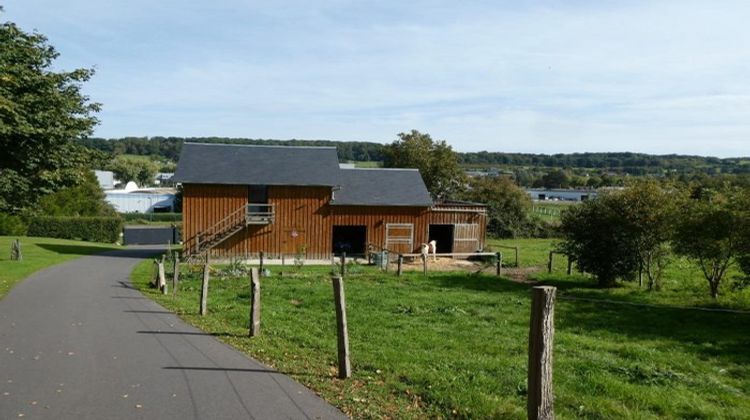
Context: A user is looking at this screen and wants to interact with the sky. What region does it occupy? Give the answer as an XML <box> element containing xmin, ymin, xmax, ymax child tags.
<box><xmin>4</xmin><ymin>1</ymin><xmax>750</xmax><ymax>157</ymax></box>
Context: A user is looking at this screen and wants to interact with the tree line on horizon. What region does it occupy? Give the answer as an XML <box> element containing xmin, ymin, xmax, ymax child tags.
<box><xmin>78</xmin><ymin>136</ymin><xmax>750</xmax><ymax>176</ymax></box>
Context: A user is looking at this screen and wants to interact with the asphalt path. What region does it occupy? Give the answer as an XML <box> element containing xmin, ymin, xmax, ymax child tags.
<box><xmin>0</xmin><ymin>247</ymin><xmax>345</xmax><ymax>419</ymax></box>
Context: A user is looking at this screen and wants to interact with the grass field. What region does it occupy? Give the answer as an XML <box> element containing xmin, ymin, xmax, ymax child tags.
<box><xmin>0</xmin><ymin>236</ymin><xmax>120</xmax><ymax>299</ymax></box>
<box><xmin>131</xmin><ymin>241</ymin><xmax>750</xmax><ymax>418</ymax></box>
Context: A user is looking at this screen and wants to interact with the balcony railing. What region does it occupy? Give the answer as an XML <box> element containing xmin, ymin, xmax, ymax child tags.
<box><xmin>246</xmin><ymin>203</ymin><xmax>275</xmax><ymax>224</ymax></box>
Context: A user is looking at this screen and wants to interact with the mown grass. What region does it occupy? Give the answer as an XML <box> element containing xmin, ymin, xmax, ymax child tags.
<box><xmin>131</xmin><ymin>253</ymin><xmax>750</xmax><ymax>419</ymax></box>
<box><xmin>0</xmin><ymin>236</ymin><xmax>120</xmax><ymax>299</ymax></box>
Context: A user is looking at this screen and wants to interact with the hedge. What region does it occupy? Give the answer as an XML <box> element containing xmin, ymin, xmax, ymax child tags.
<box><xmin>26</xmin><ymin>216</ymin><xmax>123</xmax><ymax>243</ymax></box>
<box><xmin>120</xmin><ymin>212</ymin><xmax>182</xmax><ymax>222</ymax></box>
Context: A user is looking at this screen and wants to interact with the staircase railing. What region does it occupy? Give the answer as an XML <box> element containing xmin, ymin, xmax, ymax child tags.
<box><xmin>185</xmin><ymin>203</ymin><xmax>275</xmax><ymax>257</ymax></box>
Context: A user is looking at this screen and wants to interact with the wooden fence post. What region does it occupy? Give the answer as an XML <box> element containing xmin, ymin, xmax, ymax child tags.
<box><xmin>249</xmin><ymin>268</ymin><xmax>260</xmax><ymax>337</ymax></box>
<box><xmin>10</xmin><ymin>239</ymin><xmax>22</xmax><ymax>261</ymax></box>
<box><xmin>259</xmin><ymin>251</ymin><xmax>264</xmax><ymax>276</ymax></box>
<box><xmin>496</xmin><ymin>252</ymin><xmax>502</xmax><ymax>276</ymax></box>
<box><xmin>331</xmin><ymin>275</ymin><xmax>351</xmax><ymax>379</ymax></box>
<box><xmin>199</xmin><ymin>256</ymin><xmax>210</xmax><ymax>316</ymax></box>
<box><xmin>547</xmin><ymin>252</ymin><xmax>554</xmax><ymax>274</ymax></box>
<box><xmin>528</xmin><ymin>286</ymin><xmax>556</xmax><ymax>420</ymax></box>
<box><xmin>151</xmin><ymin>260</ymin><xmax>158</xmax><ymax>287</ymax></box>
<box><xmin>281</xmin><ymin>254</ymin><xmax>285</xmax><ymax>278</ymax></box>
<box><xmin>397</xmin><ymin>254</ymin><xmax>403</xmax><ymax>277</ymax></box>
<box><xmin>172</xmin><ymin>252</ymin><xmax>180</xmax><ymax>296</ymax></box>
<box><xmin>515</xmin><ymin>247</ymin><xmax>519</xmax><ymax>268</ymax></box>
<box><xmin>344</xmin><ymin>252</ymin><xmax>348</xmax><ymax>274</ymax></box>
<box><xmin>566</xmin><ymin>256</ymin><xmax>573</xmax><ymax>276</ymax></box>
<box><xmin>158</xmin><ymin>261</ymin><xmax>167</xmax><ymax>294</ymax></box>
<box><xmin>422</xmin><ymin>253</ymin><xmax>427</xmax><ymax>276</ymax></box>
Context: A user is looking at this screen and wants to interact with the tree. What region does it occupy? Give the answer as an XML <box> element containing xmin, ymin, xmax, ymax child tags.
<box><xmin>542</xmin><ymin>170</ymin><xmax>570</xmax><ymax>189</ymax></box>
<box><xmin>107</xmin><ymin>156</ymin><xmax>159</xmax><ymax>187</ymax></box>
<box><xmin>0</xmin><ymin>18</ymin><xmax>101</xmax><ymax>213</ymax></box>
<box><xmin>558</xmin><ymin>193</ymin><xmax>640</xmax><ymax>287</ymax></box>
<box><xmin>618</xmin><ymin>181</ymin><xmax>677</xmax><ymax>290</ymax></box>
<box><xmin>462</xmin><ymin>176</ymin><xmax>531</xmax><ymax>238</ymax></box>
<box><xmin>383</xmin><ymin>130</ymin><xmax>466</xmax><ymax>200</ymax></box>
<box><xmin>38</xmin><ymin>171</ymin><xmax>115</xmax><ymax>217</ymax></box>
<box><xmin>672</xmin><ymin>188</ymin><xmax>744</xmax><ymax>299</ymax></box>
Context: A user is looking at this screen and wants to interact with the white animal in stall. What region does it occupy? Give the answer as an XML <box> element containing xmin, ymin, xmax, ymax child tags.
<box><xmin>428</xmin><ymin>240</ymin><xmax>437</xmax><ymax>261</ymax></box>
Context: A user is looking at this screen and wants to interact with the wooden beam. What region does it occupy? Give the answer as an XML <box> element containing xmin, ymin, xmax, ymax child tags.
<box><xmin>331</xmin><ymin>276</ymin><xmax>351</xmax><ymax>379</ymax></box>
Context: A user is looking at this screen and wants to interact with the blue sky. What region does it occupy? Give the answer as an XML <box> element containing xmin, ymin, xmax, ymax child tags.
<box><xmin>4</xmin><ymin>1</ymin><xmax>750</xmax><ymax>157</ymax></box>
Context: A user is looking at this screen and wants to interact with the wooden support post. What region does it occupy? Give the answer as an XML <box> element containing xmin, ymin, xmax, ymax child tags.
<box><xmin>249</xmin><ymin>268</ymin><xmax>260</xmax><ymax>337</ymax></box>
<box><xmin>259</xmin><ymin>251</ymin><xmax>264</xmax><ymax>276</ymax></box>
<box><xmin>340</xmin><ymin>252</ymin><xmax>346</xmax><ymax>278</ymax></box>
<box><xmin>331</xmin><ymin>276</ymin><xmax>351</xmax><ymax>379</ymax></box>
<box><xmin>384</xmin><ymin>252</ymin><xmax>389</xmax><ymax>272</ymax></box>
<box><xmin>514</xmin><ymin>246</ymin><xmax>519</xmax><ymax>268</ymax></box>
<box><xmin>158</xmin><ymin>261</ymin><xmax>167</xmax><ymax>294</ymax></box>
<box><xmin>422</xmin><ymin>253</ymin><xmax>427</xmax><ymax>276</ymax></box>
<box><xmin>528</xmin><ymin>286</ymin><xmax>556</xmax><ymax>420</ymax></box>
<box><xmin>172</xmin><ymin>252</ymin><xmax>180</xmax><ymax>296</ymax></box>
<box><xmin>200</xmin><ymin>256</ymin><xmax>210</xmax><ymax>316</ymax></box>
<box><xmin>496</xmin><ymin>252</ymin><xmax>502</xmax><ymax>276</ymax></box>
<box><xmin>547</xmin><ymin>252</ymin><xmax>554</xmax><ymax>274</ymax></box>
<box><xmin>367</xmin><ymin>245</ymin><xmax>372</xmax><ymax>265</ymax></box>
<box><xmin>397</xmin><ymin>254</ymin><xmax>403</xmax><ymax>277</ymax></box>
<box><xmin>567</xmin><ymin>256</ymin><xmax>573</xmax><ymax>276</ymax></box>
<box><xmin>281</xmin><ymin>254</ymin><xmax>285</xmax><ymax>277</ymax></box>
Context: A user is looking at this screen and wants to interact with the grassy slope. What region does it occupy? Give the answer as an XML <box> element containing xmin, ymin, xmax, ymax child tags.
<box><xmin>132</xmin><ymin>249</ymin><xmax>750</xmax><ymax>419</ymax></box>
<box><xmin>0</xmin><ymin>236</ymin><xmax>119</xmax><ymax>299</ymax></box>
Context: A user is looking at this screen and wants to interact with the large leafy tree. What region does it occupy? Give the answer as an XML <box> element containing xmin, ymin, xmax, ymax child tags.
<box><xmin>462</xmin><ymin>176</ymin><xmax>531</xmax><ymax>238</ymax></box>
<box><xmin>672</xmin><ymin>188</ymin><xmax>746</xmax><ymax>299</ymax></box>
<box><xmin>383</xmin><ymin>130</ymin><xmax>466</xmax><ymax>200</ymax></box>
<box><xmin>107</xmin><ymin>155</ymin><xmax>159</xmax><ymax>187</ymax></box>
<box><xmin>558</xmin><ymin>193</ymin><xmax>640</xmax><ymax>287</ymax></box>
<box><xmin>0</xmin><ymin>17</ymin><xmax>101</xmax><ymax>213</ymax></box>
<box><xmin>618</xmin><ymin>180</ymin><xmax>677</xmax><ymax>290</ymax></box>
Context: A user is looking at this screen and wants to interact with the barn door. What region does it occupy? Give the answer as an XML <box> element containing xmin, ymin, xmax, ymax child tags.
<box><xmin>385</xmin><ymin>223</ymin><xmax>413</xmax><ymax>254</ymax></box>
<box><xmin>453</xmin><ymin>223</ymin><xmax>479</xmax><ymax>253</ymax></box>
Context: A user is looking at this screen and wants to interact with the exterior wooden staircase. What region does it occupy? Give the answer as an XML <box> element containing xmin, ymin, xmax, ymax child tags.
<box><xmin>185</xmin><ymin>203</ymin><xmax>274</xmax><ymax>260</ymax></box>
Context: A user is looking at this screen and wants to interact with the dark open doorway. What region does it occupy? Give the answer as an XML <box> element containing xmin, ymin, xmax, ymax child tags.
<box><xmin>428</xmin><ymin>224</ymin><xmax>454</xmax><ymax>253</ymax></box>
<box><xmin>332</xmin><ymin>226</ymin><xmax>367</xmax><ymax>255</ymax></box>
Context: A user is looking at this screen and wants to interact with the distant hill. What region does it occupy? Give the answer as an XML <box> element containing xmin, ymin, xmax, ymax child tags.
<box><xmin>78</xmin><ymin>137</ymin><xmax>750</xmax><ymax>175</ymax></box>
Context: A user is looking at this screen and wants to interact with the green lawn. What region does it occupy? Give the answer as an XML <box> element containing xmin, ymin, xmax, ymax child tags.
<box><xmin>0</xmin><ymin>236</ymin><xmax>119</xmax><ymax>299</ymax></box>
<box><xmin>131</xmin><ymin>249</ymin><xmax>750</xmax><ymax>419</ymax></box>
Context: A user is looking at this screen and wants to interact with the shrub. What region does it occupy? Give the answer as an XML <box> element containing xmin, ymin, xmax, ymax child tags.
<box><xmin>120</xmin><ymin>212</ymin><xmax>182</xmax><ymax>223</ymax></box>
<box><xmin>0</xmin><ymin>212</ymin><xmax>27</xmax><ymax>235</ymax></box>
<box><xmin>26</xmin><ymin>216</ymin><xmax>123</xmax><ymax>243</ymax></box>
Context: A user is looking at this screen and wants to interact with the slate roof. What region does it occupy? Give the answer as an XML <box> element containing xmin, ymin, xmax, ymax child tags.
<box><xmin>173</xmin><ymin>143</ymin><xmax>341</xmax><ymax>186</ymax></box>
<box><xmin>331</xmin><ymin>168</ymin><xmax>433</xmax><ymax>207</ymax></box>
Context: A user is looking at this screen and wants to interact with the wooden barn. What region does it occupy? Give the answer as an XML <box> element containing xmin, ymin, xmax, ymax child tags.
<box><xmin>174</xmin><ymin>143</ymin><xmax>487</xmax><ymax>260</ymax></box>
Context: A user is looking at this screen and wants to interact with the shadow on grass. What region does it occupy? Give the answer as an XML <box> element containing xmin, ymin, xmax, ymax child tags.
<box><xmin>557</xmin><ymin>297</ymin><xmax>750</xmax><ymax>365</ymax></box>
<box><xmin>431</xmin><ymin>273</ymin><xmax>534</xmax><ymax>294</ymax></box>
<box><xmin>431</xmin><ymin>272</ymin><xmax>750</xmax><ymax>365</ymax></box>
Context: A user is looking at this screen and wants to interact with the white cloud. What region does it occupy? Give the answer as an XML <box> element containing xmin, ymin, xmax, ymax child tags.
<box><xmin>3</xmin><ymin>0</ymin><xmax>750</xmax><ymax>156</ymax></box>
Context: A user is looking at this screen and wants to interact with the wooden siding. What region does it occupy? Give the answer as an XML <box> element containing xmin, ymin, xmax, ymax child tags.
<box><xmin>182</xmin><ymin>184</ymin><xmax>487</xmax><ymax>259</ymax></box>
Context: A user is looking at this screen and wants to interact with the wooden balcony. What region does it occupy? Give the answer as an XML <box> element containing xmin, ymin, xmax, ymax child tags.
<box><xmin>246</xmin><ymin>203</ymin><xmax>275</xmax><ymax>225</ymax></box>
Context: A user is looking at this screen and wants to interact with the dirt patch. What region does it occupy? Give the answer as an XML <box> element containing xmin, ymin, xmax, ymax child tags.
<box><xmin>394</xmin><ymin>256</ymin><xmax>541</xmax><ymax>283</ymax></box>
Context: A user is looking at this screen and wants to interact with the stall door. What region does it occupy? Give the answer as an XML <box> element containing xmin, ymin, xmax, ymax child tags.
<box><xmin>453</xmin><ymin>223</ymin><xmax>480</xmax><ymax>253</ymax></box>
<box><xmin>385</xmin><ymin>223</ymin><xmax>414</xmax><ymax>254</ymax></box>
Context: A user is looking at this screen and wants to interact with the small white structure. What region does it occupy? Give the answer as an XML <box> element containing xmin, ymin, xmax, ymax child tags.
<box><xmin>525</xmin><ymin>188</ymin><xmax>598</xmax><ymax>202</ymax></box>
<box><xmin>94</xmin><ymin>170</ymin><xmax>115</xmax><ymax>190</ymax></box>
<box><xmin>104</xmin><ymin>183</ymin><xmax>176</xmax><ymax>213</ymax></box>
